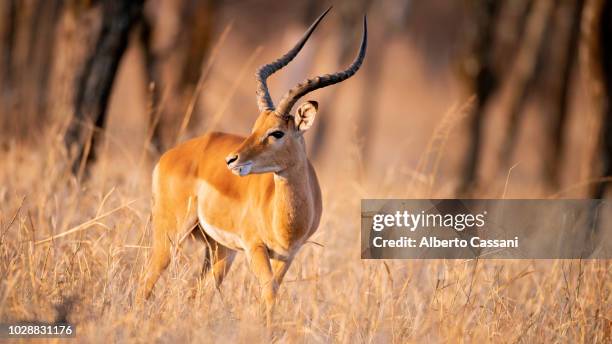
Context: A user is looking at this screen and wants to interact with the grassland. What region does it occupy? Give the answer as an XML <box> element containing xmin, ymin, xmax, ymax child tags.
<box><xmin>0</xmin><ymin>124</ymin><xmax>610</xmax><ymax>343</ymax></box>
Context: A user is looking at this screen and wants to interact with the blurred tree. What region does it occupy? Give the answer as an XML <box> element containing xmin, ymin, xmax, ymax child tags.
<box><xmin>586</xmin><ymin>0</ymin><xmax>612</xmax><ymax>199</ymax></box>
<box><xmin>458</xmin><ymin>0</ymin><xmax>503</xmax><ymax>194</ymax></box>
<box><xmin>497</xmin><ymin>0</ymin><xmax>556</xmax><ymax>174</ymax></box>
<box><xmin>0</xmin><ymin>0</ymin><xmax>17</xmax><ymax>95</ymax></box>
<box><xmin>138</xmin><ymin>10</ymin><xmax>163</xmax><ymax>152</ymax></box>
<box><xmin>154</xmin><ymin>0</ymin><xmax>218</xmax><ymax>151</ymax></box>
<box><xmin>64</xmin><ymin>0</ymin><xmax>217</xmax><ymax>176</ymax></box>
<box><xmin>543</xmin><ymin>0</ymin><xmax>584</xmax><ymax>188</ymax></box>
<box><xmin>27</xmin><ymin>0</ymin><xmax>64</xmax><ymax>124</ymax></box>
<box><xmin>0</xmin><ymin>0</ymin><xmax>63</xmax><ymax>137</ymax></box>
<box><xmin>64</xmin><ymin>0</ymin><xmax>145</xmax><ymax>176</ymax></box>
<box><xmin>458</xmin><ymin>0</ymin><xmax>590</xmax><ymax>194</ymax></box>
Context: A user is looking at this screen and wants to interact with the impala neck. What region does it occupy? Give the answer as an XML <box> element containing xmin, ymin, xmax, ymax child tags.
<box><xmin>274</xmin><ymin>156</ymin><xmax>308</xmax><ymax>187</ymax></box>
<box><xmin>274</xmin><ymin>144</ymin><xmax>309</xmax><ymax>191</ymax></box>
<box><xmin>272</xmin><ymin>140</ymin><xmax>313</xmax><ymax>225</ymax></box>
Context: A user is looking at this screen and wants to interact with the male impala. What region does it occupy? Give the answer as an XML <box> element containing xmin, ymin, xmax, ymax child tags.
<box><xmin>140</xmin><ymin>8</ymin><xmax>367</xmax><ymax>320</ymax></box>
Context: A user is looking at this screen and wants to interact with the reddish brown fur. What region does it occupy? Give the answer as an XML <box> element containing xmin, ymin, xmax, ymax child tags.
<box><xmin>141</xmin><ymin>106</ymin><xmax>322</xmax><ymax>325</ymax></box>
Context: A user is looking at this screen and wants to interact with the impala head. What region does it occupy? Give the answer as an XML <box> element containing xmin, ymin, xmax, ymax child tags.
<box><xmin>225</xmin><ymin>7</ymin><xmax>367</xmax><ymax>177</ymax></box>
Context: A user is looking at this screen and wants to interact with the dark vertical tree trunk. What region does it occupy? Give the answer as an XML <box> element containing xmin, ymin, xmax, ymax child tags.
<box><xmin>592</xmin><ymin>0</ymin><xmax>612</xmax><ymax>199</ymax></box>
<box><xmin>458</xmin><ymin>0</ymin><xmax>501</xmax><ymax>193</ymax></box>
<box><xmin>580</xmin><ymin>0</ymin><xmax>612</xmax><ymax>248</ymax></box>
<box><xmin>0</xmin><ymin>0</ymin><xmax>18</xmax><ymax>134</ymax></box>
<box><xmin>64</xmin><ymin>0</ymin><xmax>145</xmax><ymax>176</ymax></box>
<box><xmin>497</xmin><ymin>0</ymin><xmax>556</xmax><ymax>175</ymax></box>
<box><xmin>544</xmin><ymin>0</ymin><xmax>585</xmax><ymax>189</ymax></box>
<box><xmin>27</xmin><ymin>0</ymin><xmax>64</xmax><ymax>120</ymax></box>
<box><xmin>139</xmin><ymin>13</ymin><xmax>163</xmax><ymax>153</ymax></box>
<box><xmin>1</xmin><ymin>0</ymin><xmax>63</xmax><ymax>136</ymax></box>
<box><xmin>0</xmin><ymin>0</ymin><xmax>17</xmax><ymax>94</ymax></box>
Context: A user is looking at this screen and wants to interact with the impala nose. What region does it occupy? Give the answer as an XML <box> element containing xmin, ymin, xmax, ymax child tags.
<box><xmin>225</xmin><ymin>154</ymin><xmax>238</xmax><ymax>166</ymax></box>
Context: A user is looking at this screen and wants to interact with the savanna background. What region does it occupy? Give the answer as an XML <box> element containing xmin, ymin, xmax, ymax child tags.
<box><xmin>0</xmin><ymin>0</ymin><xmax>611</xmax><ymax>342</ymax></box>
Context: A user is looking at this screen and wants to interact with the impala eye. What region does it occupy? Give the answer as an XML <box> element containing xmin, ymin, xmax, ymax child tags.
<box><xmin>269</xmin><ymin>131</ymin><xmax>285</xmax><ymax>139</ymax></box>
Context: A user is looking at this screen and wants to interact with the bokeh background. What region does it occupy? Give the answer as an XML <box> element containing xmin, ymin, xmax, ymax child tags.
<box><xmin>0</xmin><ymin>0</ymin><xmax>609</xmax><ymax>197</ymax></box>
<box><xmin>0</xmin><ymin>0</ymin><xmax>611</xmax><ymax>342</ymax></box>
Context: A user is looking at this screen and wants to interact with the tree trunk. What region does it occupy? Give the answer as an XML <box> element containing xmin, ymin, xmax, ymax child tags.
<box><xmin>544</xmin><ymin>0</ymin><xmax>585</xmax><ymax>189</ymax></box>
<box><xmin>458</xmin><ymin>0</ymin><xmax>502</xmax><ymax>193</ymax></box>
<box><xmin>591</xmin><ymin>0</ymin><xmax>612</xmax><ymax>199</ymax></box>
<box><xmin>64</xmin><ymin>0</ymin><xmax>145</xmax><ymax>176</ymax></box>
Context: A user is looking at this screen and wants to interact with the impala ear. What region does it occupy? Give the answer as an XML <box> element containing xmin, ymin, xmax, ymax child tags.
<box><xmin>295</xmin><ymin>101</ymin><xmax>318</xmax><ymax>132</ymax></box>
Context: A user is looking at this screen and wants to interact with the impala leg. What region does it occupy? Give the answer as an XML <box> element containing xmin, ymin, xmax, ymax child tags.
<box><xmin>245</xmin><ymin>244</ymin><xmax>276</xmax><ymax>326</ymax></box>
<box><xmin>271</xmin><ymin>256</ymin><xmax>294</xmax><ymax>288</ymax></box>
<box><xmin>141</xmin><ymin>201</ymin><xmax>195</xmax><ymax>301</ymax></box>
<box><xmin>141</xmin><ymin>214</ymin><xmax>173</xmax><ymax>300</ymax></box>
<box><xmin>201</xmin><ymin>239</ymin><xmax>236</xmax><ymax>289</ymax></box>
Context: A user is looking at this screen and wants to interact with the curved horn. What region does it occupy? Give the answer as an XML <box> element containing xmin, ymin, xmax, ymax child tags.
<box><xmin>275</xmin><ymin>16</ymin><xmax>368</xmax><ymax>117</ymax></box>
<box><xmin>255</xmin><ymin>7</ymin><xmax>332</xmax><ymax>112</ymax></box>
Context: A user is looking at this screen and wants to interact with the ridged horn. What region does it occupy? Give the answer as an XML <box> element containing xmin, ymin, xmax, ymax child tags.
<box><xmin>255</xmin><ymin>7</ymin><xmax>332</xmax><ymax>112</ymax></box>
<box><xmin>274</xmin><ymin>16</ymin><xmax>368</xmax><ymax>117</ymax></box>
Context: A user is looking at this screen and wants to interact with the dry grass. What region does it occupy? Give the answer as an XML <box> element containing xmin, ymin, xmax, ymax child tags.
<box><xmin>0</xmin><ymin>5</ymin><xmax>610</xmax><ymax>340</ymax></box>
<box><xmin>0</xmin><ymin>122</ymin><xmax>610</xmax><ymax>344</ymax></box>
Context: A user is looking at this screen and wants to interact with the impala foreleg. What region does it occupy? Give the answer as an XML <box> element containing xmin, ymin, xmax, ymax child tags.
<box><xmin>201</xmin><ymin>237</ymin><xmax>236</xmax><ymax>289</ymax></box>
<box><xmin>271</xmin><ymin>255</ymin><xmax>294</xmax><ymax>288</ymax></box>
<box><xmin>245</xmin><ymin>243</ymin><xmax>277</xmax><ymax>326</ymax></box>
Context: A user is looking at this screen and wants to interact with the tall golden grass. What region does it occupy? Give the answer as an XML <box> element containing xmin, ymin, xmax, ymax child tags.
<box><xmin>0</xmin><ymin>110</ymin><xmax>610</xmax><ymax>342</ymax></box>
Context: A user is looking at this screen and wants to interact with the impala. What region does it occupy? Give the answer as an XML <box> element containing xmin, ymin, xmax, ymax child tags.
<box><xmin>140</xmin><ymin>8</ymin><xmax>367</xmax><ymax>321</ymax></box>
